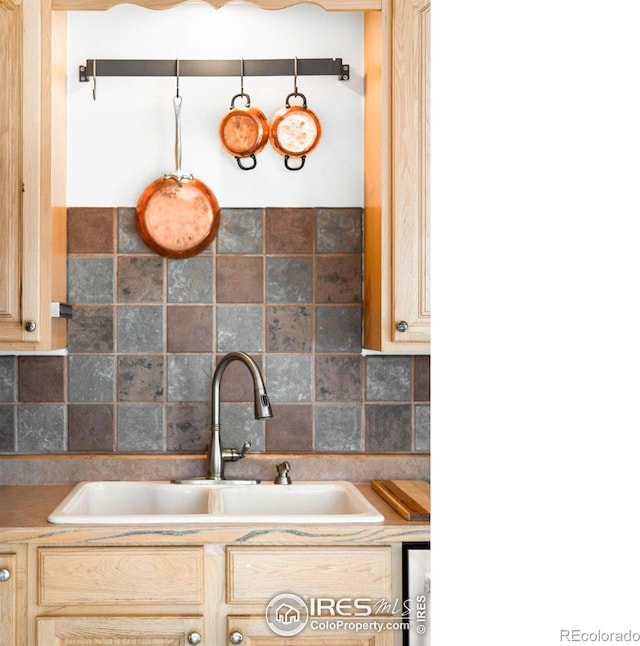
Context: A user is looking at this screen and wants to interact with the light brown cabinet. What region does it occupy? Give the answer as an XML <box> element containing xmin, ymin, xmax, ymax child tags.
<box><xmin>0</xmin><ymin>548</ymin><xmax>26</xmax><ymax>646</ymax></box>
<box><xmin>364</xmin><ymin>0</ymin><xmax>431</xmax><ymax>353</ymax></box>
<box><xmin>0</xmin><ymin>0</ymin><xmax>67</xmax><ymax>351</ymax></box>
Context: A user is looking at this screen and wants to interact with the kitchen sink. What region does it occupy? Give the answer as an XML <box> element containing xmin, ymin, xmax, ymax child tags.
<box><xmin>47</xmin><ymin>481</ymin><xmax>384</xmax><ymax>524</ymax></box>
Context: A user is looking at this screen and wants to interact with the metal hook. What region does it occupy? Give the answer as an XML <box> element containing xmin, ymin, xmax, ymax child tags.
<box><xmin>92</xmin><ymin>60</ymin><xmax>97</xmax><ymax>101</ymax></box>
<box><xmin>293</xmin><ymin>56</ymin><xmax>298</xmax><ymax>95</ymax></box>
<box><xmin>176</xmin><ymin>58</ymin><xmax>180</xmax><ymax>98</ymax></box>
<box><xmin>240</xmin><ymin>58</ymin><xmax>244</xmax><ymax>96</ymax></box>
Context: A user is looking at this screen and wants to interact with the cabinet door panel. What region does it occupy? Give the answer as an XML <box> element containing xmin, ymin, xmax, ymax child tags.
<box><xmin>37</xmin><ymin>616</ymin><xmax>204</xmax><ymax>646</ymax></box>
<box><xmin>0</xmin><ymin>554</ymin><xmax>17</xmax><ymax>646</ymax></box>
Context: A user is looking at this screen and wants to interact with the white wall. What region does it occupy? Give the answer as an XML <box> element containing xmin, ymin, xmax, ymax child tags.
<box><xmin>66</xmin><ymin>3</ymin><xmax>363</xmax><ymax>208</ymax></box>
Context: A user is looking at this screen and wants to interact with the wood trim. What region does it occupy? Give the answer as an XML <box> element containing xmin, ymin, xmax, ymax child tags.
<box><xmin>53</xmin><ymin>0</ymin><xmax>381</xmax><ymax>11</ymax></box>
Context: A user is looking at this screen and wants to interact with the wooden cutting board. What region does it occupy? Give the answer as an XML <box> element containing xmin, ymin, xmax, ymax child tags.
<box><xmin>371</xmin><ymin>480</ymin><xmax>430</xmax><ymax>521</ymax></box>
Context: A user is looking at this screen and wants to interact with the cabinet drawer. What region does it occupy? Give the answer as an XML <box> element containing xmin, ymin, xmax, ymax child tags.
<box><xmin>226</xmin><ymin>546</ymin><xmax>392</xmax><ymax>604</ymax></box>
<box><xmin>38</xmin><ymin>547</ymin><xmax>203</xmax><ymax>605</ymax></box>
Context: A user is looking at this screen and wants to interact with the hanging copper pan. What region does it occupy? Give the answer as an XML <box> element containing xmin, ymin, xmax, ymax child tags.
<box><xmin>270</xmin><ymin>90</ymin><xmax>321</xmax><ymax>171</ymax></box>
<box><xmin>219</xmin><ymin>92</ymin><xmax>270</xmax><ymax>171</ymax></box>
<box><xmin>137</xmin><ymin>93</ymin><xmax>220</xmax><ymax>258</ymax></box>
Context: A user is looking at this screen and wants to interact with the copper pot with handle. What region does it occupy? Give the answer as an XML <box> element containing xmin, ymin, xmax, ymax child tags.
<box><xmin>270</xmin><ymin>90</ymin><xmax>321</xmax><ymax>171</ymax></box>
<box><xmin>219</xmin><ymin>92</ymin><xmax>270</xmax><ymax>171</ymax></box>
<box><xmin>136</xmin><ymin>91</ymin><xmax>220</xmax><ymax>258</ymax></box>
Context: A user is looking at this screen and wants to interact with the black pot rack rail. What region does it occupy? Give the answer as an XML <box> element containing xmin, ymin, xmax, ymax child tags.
<box><xmin>79</xmin><ymin>58</ymin><xmax>350</xmax><ymax>83</ymax></box>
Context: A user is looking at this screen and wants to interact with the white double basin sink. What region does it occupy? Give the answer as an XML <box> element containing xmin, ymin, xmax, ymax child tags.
<box><xmin>47</xmin><ymin>480</ymin><xmax>384</xmax><ymax>524</ymax></box>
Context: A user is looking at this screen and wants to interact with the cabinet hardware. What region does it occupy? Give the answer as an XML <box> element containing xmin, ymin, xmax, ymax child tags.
<box><xmin>0</xmin><ymin>568</ymin><xmax>10</xmax><ymax>582</ymax></box>
<box><xmin>187</xmin><ymin>632</ymin><xmax>202</xmax><ymax>645</ymax></box>
<box><xmin>396</xmin><ymin>320</ymin><xmax>409</xmax><ymax>332</ymax></box>
<box><xmin>229</xmin><ymin>631</ymin><xmax>244</xmax><ymax>645</ymax></box>
<box><xmin>24</xmin><ymin>321</ymin><xmax>37</xmax><ymax>332</ymax></box>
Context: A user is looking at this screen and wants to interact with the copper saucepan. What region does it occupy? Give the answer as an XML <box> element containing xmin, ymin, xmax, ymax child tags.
<box><xmin>219</xmin><ymin>92</ymin><xmax>270</xmax><ymax>171</ymax></box>
<box><xmin>270</xmin><ymin>91</ymin><xmax>321</xmax><ymax>171</ymax></box>
<box><xmin>137</xmin><ymin>94</ymin><xmax>220</xmax><ymax>258</ymax></box>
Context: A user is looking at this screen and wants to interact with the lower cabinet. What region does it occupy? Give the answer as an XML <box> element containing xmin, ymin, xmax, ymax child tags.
<box><xmin>37</xmin><ymin>617</ymin><xmax>205</xmax><ymax>645</ymax></box>
<box><xmin>27</xmin><ymin>542</ymin><xmax>404</xmax><ymax>646</ymax></box>
<box><xmin>227</xmin><ymin>615</ymin><xmax>394</xmax><ymax>646</ymax></box>
<box><xmin>0</xmin><ymin>548</ymin><xmax>26</xmax><ymax>646</ymax></box>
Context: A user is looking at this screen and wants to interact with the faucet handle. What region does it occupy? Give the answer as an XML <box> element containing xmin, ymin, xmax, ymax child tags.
<box><xmin>222</xmin><ymin>440</ymin><xmax>252</xmax><ymax>462</ymax></box>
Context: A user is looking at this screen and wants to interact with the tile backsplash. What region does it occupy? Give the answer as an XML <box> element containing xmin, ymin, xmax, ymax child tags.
<box><xmin>0</xmin><ymin>207</ymin><xmax>430</xmax><ymax>455</ymax></box>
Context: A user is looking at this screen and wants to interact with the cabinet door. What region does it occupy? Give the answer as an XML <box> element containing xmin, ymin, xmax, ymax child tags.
<box><xmin>37</xmin><ymin>616</ymin><xmax>205</xmax><ymax>646</ymax></box>
<box><xmin>0</xmin><ymin>0</ymin><xmax>67</xmax><ymax>351</ymax></box>
<box><xmin>0</xmin><ymin>554</ymin><xmax>17</xmax><ymax>646</ymax></box>
<box><xmin>227</xmin><ymin>615</ymin><xmax>395</xmax><ymax>646</ymax></box>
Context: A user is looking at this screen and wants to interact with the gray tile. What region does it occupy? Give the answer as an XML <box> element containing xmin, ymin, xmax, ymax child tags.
<box><xmin>315</xmin><ymin>306</ymin><xmax>362</xmax><ymax>352</ymax></box>
<box><xmin>118</xmin><ymin>207</ymin><xmax>148</xmax><ymax>253</ymax></box>
<box><xmin>364</xmin><ymin>404</ymin><xmax>412</xmax><ymax>452</ymax></box>
<box><xmin>0</xmin><ymin>405</ymin><xmax>15</xmax><ymax>451</ymax></box>
<box><xmin>266</xmin><ymin>257</ymin><xmax>312</xmax><ymax>303</ymax></box>
<box><xmin>167</xmin><ymin>355</ymin><xmax>213</xmax><ymax>402</ymax></box>
<box><xmin>365</xmin><ymin>355</ymin><xmax>412</xmax><ymax>401</ymax></box>
<box><xmin>118</xmin><ymin>355</ymin><xmax>164</xmax><ymax>402</ymax></box>
<box><xmin>117</xmin><ymin>404</ymin><xmax>164</xmax><ymax>451</ymax></box>
<box><xmin>68</xmin><ymin>257</ymin><xmax>114</xmax><ymax>304</ymax></box>
<box><xmin>217</xmin><ymin>402</ymin><xmax>265</xmax><ymax>452</ymax></box>
<box><xmin>167</xmin><ymin>256</ymin><xmax>213</xmax><ymax>303</ymax></box>
<box><xmin>315</xmin><ymin>405</ymin><xmax>362</xmax><ymax>452</ymax></box>
<box><xmin>316</xmin><ymin>208</ymin><xmax>363</xmax><ymax>253</ymax></box>
<box><xmin>67</xmin><ymin>305</ymin><xmax>114</xmax><ymax>353</ymax></box>
<box><xmin>166</xmin><ymin>403</ymin><xmax>210</xmax><ymax>452</ymax></box>
<box><xmin>216</xmin><ymin>306</ymin><xmax>264</xmax><ymax>352</ymax></box>
<box><xmin>117</xmin><ymin>306</ymin><xmax>164</xmax><ymax>353</ymax></box>
<box><xmin>68</xmin><ymin>355</ymin><xmax>115</xmax><ymax>402</ymax></box>
<box><xmin>217</xmin><ymin>208</ymin><xmax>263</xmax><ymax>254</ymax></box>
<box><xmin>315</xmin><ymin>355</ymin><xmax>362</xmax><ymax>402</ymax></box>
<box><xmin>415</xmin><ymin>404</ymin><xmax>430</xmax><ymax>451</ymax></box>
<box><xmin>266</xmin><ymin>355</ymin><xmax>312</xmax><ymax>402</ymax></box>
<box><xmin>17</xmin><ymin>404</ymin><xmax>65</xmax><ymax>453</ymax></box>
<box><xmin>0</xmin><ymin>357</ymin><xmax>16</xmax><ymax>402</ymax></box>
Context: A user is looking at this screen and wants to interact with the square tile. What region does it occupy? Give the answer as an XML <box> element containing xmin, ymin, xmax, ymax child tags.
<box><xmin>315</xmin><ymin>355</ymin><xmax>362</xmax><ymax>402</ymax></box>
<box><xmin>68</xmin><ymin>207</ymin><xmax>115</xmax><ymax>254</ymax></box>
<box><xmin>217</xmin><ymin>208</ymin><xmax>263</xmax><ymax>254</ymax></box>
<box><xmin>117</xmin><ymin>256</ymin><xmax>164</xmax><ymax>303</ymax></box>
<box><xmin>0</xmin><ymin>405</ymin><xmax>15</xmax><ymax>451</ymax></box>
<box><xmin>118</xmin><ymin>355</ymin><xmax>164</xmax><ymax>402</ymax></box>
<box><xmin>167</xmin><ymin>256</ymin><xmax>213</xmax><ymax>303</ymax></box>
<box><xmin>265</xmin><ymin>208</ymin><xmax>314</xmax><ymax>254</ymax></box>
<box><xmin>315</xmin><ymin>255</ymin><xmax>362</xmax><ymax>303</ymax></box>
<box><xmin>68</xmin><ymin>257</ymin><xmax>114</xmax><ymax>303</ymax></box>
<box><xmin>0</xmin><ymin>357</ymin><xmax>15</xmax><ymax>402</ymax></box>
<box><xmin>265</xmin><ymin>404</ymin><xmax>312</xmax><ymax>452</ymax></box>
<box><xmin>414</xmin><ymin>355</ymin><xmax>430</xmax><ymax>401</ymax></box>
<box><xmin>167</xmin><ymin>355</ymin><xmax>213</xmax><ymax>402</ymax></box>
<box><xmin>167</xmin><ymin>306</ymin><xmax>214</xmax><ymax>353</ymax></box>
<box><xmin>117</xmin><ymin>306</ymin><xmax>164</xmax><ymax>353</ymax></box>
<box><xmin>415</xmin><ymin>404</ymin><xmax>430</xmax><ymax>451</ymax></box>
<box><xmin>266</xmin><ymin>355</ymin><xmax>312</xmax><ymax>402</ymax></box>
<box><xmin>365</xmin><ymin>355</ymin><xmax>412</xmax><ymax>401</ymax></box>
<box><xmin>315</xmin><ymin>404</ymin><xmax>362</xmax><ymax>452</ymax></box>
<box><xmin>67</xmin><ymin>305</ymin><xmax>114</xmax><ymax>353</ymax></box>
<box><xmin>216</xmin><ymin>306</ymin><xmax>264</xmax><ymax>352</ymax></box>
<box><xmin>266</xmin><ymin>306</ymin><xmax>312</xmax><ymax>352</ymax></box>
<box><xmin>266</xmin><ymin>257</ymin><xmax>312</xmax><ymax>303</ymax></box>
<box><xmin>217</xmin><ymin>402</ymin><xmax>265</xmax><ymax>452</ymax></box>
<box><xmin>166</xmin><ymin>403</ymin><xmax>210</xmax><ymax>452</ymax></box>
<box><xmin>315</xmin><ymin>306</ymin><xmax>362</xmax><ymax>352</ymax></box>
<box><xmin>364</xmin><ymin>404</ymin><xmax>412</xmax><ymax>452</ymax></box>
<box><xmin>68</xmin><ymin>404</ymin><xmax>115</xmax><ymax>451</ymax></box>
<box><xmin>17</xmin><ymin>404</ymin><xmax>66</xmax><ymax>453</ymax></box>
<box><xmin>316</xmin><ymin>208</ymin><xmax>362</xmax><ymax>253</ymax></box>
<box><xmin>217</xmin><ymin>353</ymin><xmax>265</xmax><ymax>402</ymax></box>
<box><xmin>117</xmin><ymin>404</ymin><xmax>164</xmax><ymax>451</ymax></box>
<box><xmin>18</xmin><ymin>357</ymin><xmax>65</xmax><ymax>402</ymax></box>
<box><xmin>68</xmin><ymin>355</ymin><xmax>114</xmax><ymax>402</ymax></box>
<box><xmin>216</xmin><ymin>256</ymin><xmax>263</xmax><ymax>303</ymax></box>
<box><xmin>118</xmin><ymin>207</ymin><xmax>148</xmax><ymax>253</ymax></box>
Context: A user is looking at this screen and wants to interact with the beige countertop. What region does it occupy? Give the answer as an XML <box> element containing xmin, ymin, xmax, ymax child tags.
<box><xmin>0</xmin><ymin>483</ymin><xmax>429</xmax><ymax>545</ymax></box>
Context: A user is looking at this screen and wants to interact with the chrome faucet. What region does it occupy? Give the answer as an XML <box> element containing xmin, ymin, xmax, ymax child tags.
<box><xmin>208</xmin><ymin>351</ymin><xmax>272</xmax><ymax>481</ymax></box>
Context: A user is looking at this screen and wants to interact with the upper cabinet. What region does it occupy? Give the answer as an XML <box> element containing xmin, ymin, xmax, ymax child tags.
<box><xmin>0</xmin><ymin>0</ymin><xmax>67</xmax><ymax>351</ymax></box>
<box><xmin>364</xmin><ymin>0</ymin><xmax>430</xmax><ymax>353</ymax></box>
